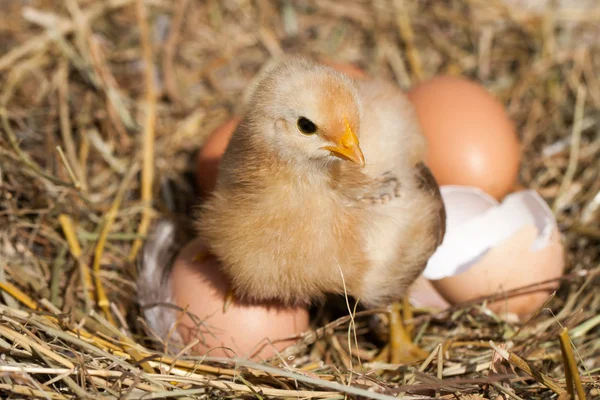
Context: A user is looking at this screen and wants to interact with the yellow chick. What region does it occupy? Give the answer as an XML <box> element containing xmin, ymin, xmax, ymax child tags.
<box><xmin>197</xmin><ymin>56</ymin><xmax>446</xmax><ymax>361</ymax></box>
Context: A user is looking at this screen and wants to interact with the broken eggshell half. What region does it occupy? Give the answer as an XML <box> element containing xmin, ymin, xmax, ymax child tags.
<box><xmin>418</xmin><ymin>185</ymin><xmax>565</xmax><ymax>317</ymax></box>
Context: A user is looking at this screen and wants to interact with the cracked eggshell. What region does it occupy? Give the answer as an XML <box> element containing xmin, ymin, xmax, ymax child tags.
<box><xmin>423</xmin><ymin>186</ymin><xmax>565</xmax><ymax>317</ymax></box>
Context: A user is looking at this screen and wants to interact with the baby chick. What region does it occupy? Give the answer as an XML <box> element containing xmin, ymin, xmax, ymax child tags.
<box><xmin>197</xmin><ymin>56</ymin><xmax>445</xmax><ymax>362</ymax></box>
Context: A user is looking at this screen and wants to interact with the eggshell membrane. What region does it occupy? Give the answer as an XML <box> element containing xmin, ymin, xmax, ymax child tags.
<box><xmin>170</xmin><ymin>238</ymin><xmax>310</xmax><ymax>359</ymax></box>
<box><xmin>407</xmin><ymin>76</ymin><xmax>521</xmax><ymax>200</ymax></box>
<box><xmin>195</xmin><ymin>63</ymin><xmax>367</xmax><ymax>195</ymax></box>
<box><xmin>432</xmin><ymin>224</ymin><xmax>565</xmax><ymax>317</ymax></box>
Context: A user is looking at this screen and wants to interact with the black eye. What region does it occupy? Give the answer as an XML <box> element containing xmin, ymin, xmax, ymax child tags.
<box><xmin>297</xmin><ymin>117</ymin><xmax>317</xmax><ymax>135</ymax></box>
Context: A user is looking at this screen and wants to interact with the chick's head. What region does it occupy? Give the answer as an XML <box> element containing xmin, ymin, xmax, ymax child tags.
<box><xmin>249</xmin><ymin>58</ymin><xmax>365</xmax><ymax>168</ymax></box>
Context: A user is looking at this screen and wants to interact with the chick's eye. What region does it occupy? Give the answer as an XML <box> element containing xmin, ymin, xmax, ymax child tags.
<box><xmin>297</xmin><ymin>117</ymin><xmax>317</xmax><ymax>135</ymax></box>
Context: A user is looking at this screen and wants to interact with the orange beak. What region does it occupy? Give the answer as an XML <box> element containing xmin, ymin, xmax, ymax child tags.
<box><xmin>322</xmin><ymin>119</ymin><xmax>366</xmax><ymax>167</ymax></box>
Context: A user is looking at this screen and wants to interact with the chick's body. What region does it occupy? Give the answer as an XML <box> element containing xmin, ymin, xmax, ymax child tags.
<box><xmin>198</xmin><ymin>57</ymin><xmax>445</xmax><ymax>307</ymax></box>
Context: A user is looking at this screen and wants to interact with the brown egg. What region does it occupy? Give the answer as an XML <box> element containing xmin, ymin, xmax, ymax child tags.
<box><xmin>195</xmin><ymin>62</ymin><xmax>366</xmax><ymax>195</ymax></box>
<box><xmin>407</xmin><ymin>76</ymin><xmax>521</xmax><ymax>200</ymax></box>
<box><xmin>432</xmin><ymin>225</ymin><xmax>564</xmax><ymax>317</ymax></box>
<box><xmin>170</xmin><ymin>238</ymin><xmax>310</xmax><ymax>359</ymax></box>
<box><xmin>196</xmin><ymin>117</ymin><xmax>241</xmax><ymax>196</ymax></box>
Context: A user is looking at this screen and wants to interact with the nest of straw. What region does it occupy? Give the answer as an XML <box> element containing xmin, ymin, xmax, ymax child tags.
<box><xmin>1</xmin><ymin>0</ymin><xmax>599</xmax><ymax>398</ymax></box>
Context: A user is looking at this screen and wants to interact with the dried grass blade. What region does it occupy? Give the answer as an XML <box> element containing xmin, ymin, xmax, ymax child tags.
<box><xmin>0</xmin><ymin>383</ymin><xmax>68</xmax><ymax>400</ymax></box>
<box><xmin>58</xmin><ymin>214</ymin><xmax>94</xmax><ymax>311</ymax></box>
<box><xmin>128</xmin><ymin>0</ymin><xmax>157</xmax><ymax>265</ymax></box>
<box><xmin>489</xmin><ymin>341</ymin><xmax>564</xmax><ymax>395</ymax></box>
<box><xmin>92</xmin><ymin>162</ymin><xmax>138</xmax><ymax>324</ymax></box>
<box><xmin>0</xmin><ymin>325</ymin><xmax>74</xmax><ymax>369</ymax></box>
<box><xmin>559</xmin><ymin>328</ymin><xmax>587</xmax><ymax>399</ymax></box>
<box><xmin>0</xmin><ymin>281</ymin><xmax>39</xmax><ymax>311</ymax></box>
<box><xmin>0</xmin><ymin>0</ymin><xmax>133</xmax><ymax>72</ymax></box>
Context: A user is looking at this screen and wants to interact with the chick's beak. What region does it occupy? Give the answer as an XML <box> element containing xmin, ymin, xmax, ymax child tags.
<box><xmin>322</xmin><ymin>124</ymin><xmax>366</xmax><ymax>167</ymax></box>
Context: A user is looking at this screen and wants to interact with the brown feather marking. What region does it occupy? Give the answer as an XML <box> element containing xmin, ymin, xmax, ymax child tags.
<box><xmin>415</xmin><ymin>162</ymin><xmax>446</xmax><ymax>246</ymax></box>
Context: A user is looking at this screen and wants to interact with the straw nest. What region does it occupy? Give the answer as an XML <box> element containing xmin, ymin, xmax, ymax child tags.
<box><xmin>1</xmin><ymin>0</ymin><xmax>599</xmax><ymax>398</ymax></box>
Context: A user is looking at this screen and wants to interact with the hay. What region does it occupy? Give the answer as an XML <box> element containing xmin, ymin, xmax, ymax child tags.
<box><xmin>1</xmin><ymin>0</ymin><xmax>599</xmax><ymax>398</ymax></box>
